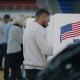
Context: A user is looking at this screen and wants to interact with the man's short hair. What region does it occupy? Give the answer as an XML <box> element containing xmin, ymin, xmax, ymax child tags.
<box><xmin>4</xmin><ymin>15</ymin><xmax>10</xmax><ymax>19</ymax></box>
<box><xmin>36</xmin><ymin>9</ymin><xmax>50</xmax><ymax>17</ymax></box>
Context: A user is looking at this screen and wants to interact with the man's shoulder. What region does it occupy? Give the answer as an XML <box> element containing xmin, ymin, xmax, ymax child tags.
<box><xmin>4</xmin><ymin>23</ymin><xmax>12</xmax><ymax>31</ymax></box>
<box><xmin>5</xmin><ymin>22</ymin><xmax>11</xmax><ymax>28</ymax></box>
<box><xmin>31</xmin><ymin>22</ymin><xmax>43</xmax><ymax>29</ymax></box>
<box><xmin>25</xmin><ymin>22</ymin><xmax>44</xmax><ymax>33</ymax></box>
<box><xmin>6</xmin><ymin>22</ymin><xmax>11</xmax><ymax>26</ymax></box>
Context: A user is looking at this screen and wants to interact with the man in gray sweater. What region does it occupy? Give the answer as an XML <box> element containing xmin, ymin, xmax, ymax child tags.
<box><xmin>23</xmin><ymin>9</ymin><xmax>53</xmax><ymax>80</ymax></box>
<box><xmin>0</xmin><ymin>15</ymin><xmax>10</xmax><ymax>71</ymax></box>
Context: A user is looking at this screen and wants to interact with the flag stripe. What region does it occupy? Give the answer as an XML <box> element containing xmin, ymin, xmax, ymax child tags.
<box><xmin>62</xmin><ymin>31</ymin><xmax>80</xmax><ymax>37</ymax></box>
<box><xmin>62</xmin><ymin>33</ymin><xmax>80</xmax><ymax>40</ymax></box>
<box><xmin>62</xmin><ymin>34</ymin><xmax>80</xmax><ymax>40</ymax></box>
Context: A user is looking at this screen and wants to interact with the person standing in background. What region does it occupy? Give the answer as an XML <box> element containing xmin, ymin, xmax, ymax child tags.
<box><xmin>7</xmin><ymin>14</ymin><xmax>27</xmax><ymax>80</ymax></box>
<box><xmin>23</xmin><ymin>9</ymin><xmax>53</xmax><ymax>80</ymax></box>
<box><xmin>3</xmin><ymin>18</ymin><xmax>15</xmax><ymax>80</ymax></box>
<box><xmin>0</xmin><ymin>15</ymin><xmax>10</xmax><ymax>71</ymax></box>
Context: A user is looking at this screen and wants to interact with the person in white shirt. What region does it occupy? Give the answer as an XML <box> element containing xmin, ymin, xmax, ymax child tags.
<box><xmin>23</xmin><ymin>9</ymin><xmax>53</xmax><ymax>80</ymax></box>
<box><xmin>0</xmin><ymin>15</ymin><xmax>10</xmax><ymax>72</ymax></box>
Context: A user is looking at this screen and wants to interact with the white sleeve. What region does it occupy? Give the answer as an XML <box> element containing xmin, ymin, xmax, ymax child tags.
<box><xmin>34</xmin><ymin>27</ymin><xmax>53</xmax><ymax>56</ymax></box>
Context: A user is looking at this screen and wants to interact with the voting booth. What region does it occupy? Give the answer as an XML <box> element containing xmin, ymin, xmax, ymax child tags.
<box><xmin>53</xmin><ymin>14</ymin><xmax>80</xmax><ymax>57</ymax></box>
<box><xmin>26</xmin><ymin>14</ymin><xmax>80</xmax><ymax>60</ymax></box>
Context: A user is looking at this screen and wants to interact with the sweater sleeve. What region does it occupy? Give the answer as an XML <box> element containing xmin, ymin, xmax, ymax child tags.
<box><xmin>34</xmin><ymin>27</ymin><xmax>53</xmax><ymax>56</ymax></box>
<box><xmin>15</xmin><ymin>27</ymin><xmax>23</xmax><ymax>44</ymax></box>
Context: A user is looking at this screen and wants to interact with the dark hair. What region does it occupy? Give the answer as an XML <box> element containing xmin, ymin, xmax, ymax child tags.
<box><xmin>4</xmin><ymin>15</ymin><xmax>10</xmax><ymax>19</ymax></box>
<box><xmin>36</xmin><ymin>9</ymin><xmax>50</xmax><ymax>17</ymax></box>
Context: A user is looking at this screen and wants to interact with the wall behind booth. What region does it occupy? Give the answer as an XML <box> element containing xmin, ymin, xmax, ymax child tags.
<box><xmin>26</xmin><ymin>16</ymin><xmax>54</xmax><ymax>60</ymax></box>
<box><xmin>0</xmin><ymin>12</ymin><xmax>35</xmax><ymax>19</ymax></box>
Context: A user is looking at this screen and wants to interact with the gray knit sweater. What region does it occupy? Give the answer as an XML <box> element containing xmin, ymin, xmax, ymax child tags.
<box><xmin>7</xmin><ymin>25</ymin><xmax>23</xmax><ymax>54</ymax></box>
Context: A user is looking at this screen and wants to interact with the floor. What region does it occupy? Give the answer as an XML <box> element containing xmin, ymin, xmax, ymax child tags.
<box><xmin>0</xmin><ymin>65</ymin><xmax>25</xmax><ymax>80</ymax></box>
<box><xmin>0</xmin><ymin>58</ymin><xmax>4</xmax><ymax>80</ymax></box>
<box><xmin>0</xmin><ymin>59</ymin><xmax>25</xmax><ymax>80</ymax></box>
<box><xmin>0</xmin><ymin>71</ymin><xmax>4</xmax><ymax>80</ymax></box>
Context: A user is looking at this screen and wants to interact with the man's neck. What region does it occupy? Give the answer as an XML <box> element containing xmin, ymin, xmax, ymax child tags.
<box><xmin>34</xmin><ymin>18</ymin><xmax>42</xmax><ymax>26</ymax></box>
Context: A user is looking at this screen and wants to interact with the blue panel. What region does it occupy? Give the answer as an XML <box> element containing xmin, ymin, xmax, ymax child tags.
<box><xmin>57</xmin><ymin>0</ymin><xmax>77</xmax><ymax>13</ymax></box>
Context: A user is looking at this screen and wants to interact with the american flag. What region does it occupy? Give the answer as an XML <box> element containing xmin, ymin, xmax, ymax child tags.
<box><xmin>60</xmin><ymin>21</ymin><xmax>80</xmax><ymax>42</ymax></box>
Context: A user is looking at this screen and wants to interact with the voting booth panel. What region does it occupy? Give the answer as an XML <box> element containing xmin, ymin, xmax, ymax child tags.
<box><xmin>53</xmin><ymin>14</ymin><xmax>80</xmax><ymax>58</ymax></box>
